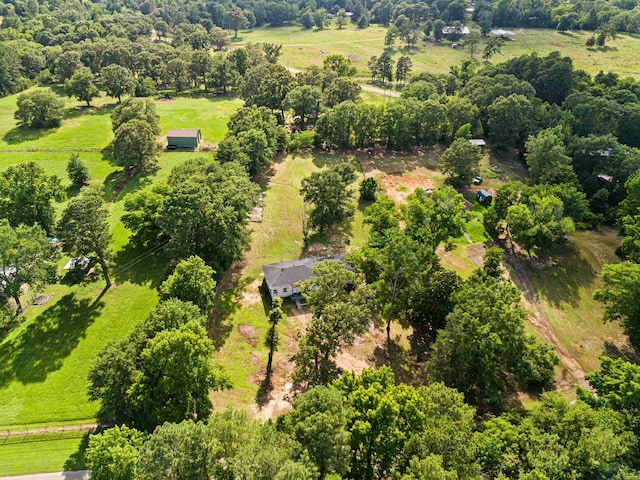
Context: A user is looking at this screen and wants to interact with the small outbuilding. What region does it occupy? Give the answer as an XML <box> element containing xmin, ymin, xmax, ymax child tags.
<box><xmin>476</xmin><ymin>189</ymin><xmax>493</xmax><ymax>205</ymax></box>
<box><xmin>167</xmin><ymin>129</ymin><xmax>202</xmax><ymax>149</ymax></box>
<box><xmin>469</xmin><ymin>139</ymin><xmax>486</xmax><ymax>148</ymax></box>
<box><xmin>491</xmin><ymin>29</ymin><xmax>515</xmax><ymax>39</ymax></box>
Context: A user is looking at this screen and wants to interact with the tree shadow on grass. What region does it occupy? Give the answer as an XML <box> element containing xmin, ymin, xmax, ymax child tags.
<box><xmin>524</xmin><ymin>247</ymin><xmax>596</xmax><ymax>308</ymax></box>
<box><xmin>112</xmin><ymin>242</ymin><xmax>169</xmax><ymax>289</ymax></box>
<box><xmin>208</xmin><ymin>262</ymin><xmax>251</xmax><ymax>350</ymax></box>
<box><xmin>2</xmin><ymin>126</ymin><xmax>57</xmax><ymax>145</ymax></box>
<box><xmin>0</xmin><ymin>293</ymin><xmax>104</xmax><ymax>388</ymax></box>
<box><xmin>373</xmin><ymin>339</ymin><xmax>423</xmax><ymax>386</ymax></box>
<box><xmin>63</xmin><ymin>432</ymin><xmax>89</xmax><ymax>472</ymax></box>
<box><xmin>602</xmin><ymin>340</ymin><xmax>640</xmax><ymax>364</ymax></box>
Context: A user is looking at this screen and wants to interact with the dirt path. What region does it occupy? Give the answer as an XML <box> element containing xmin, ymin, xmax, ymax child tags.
<box><xmin>503</xmin><ymin>249</ymin><xmax>592</xmax><ymax>391</ymax></box>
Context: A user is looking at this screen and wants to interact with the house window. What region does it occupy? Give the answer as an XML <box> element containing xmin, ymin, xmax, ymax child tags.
<box><xmin>283</xmin><ymin>287</ymin><xmax>288</xmax><ymax>293</ymax></box>
<box><xmin>272</xmin><ymin>289</ymin><xmax>278</xmax><ymax>295</ymax></box>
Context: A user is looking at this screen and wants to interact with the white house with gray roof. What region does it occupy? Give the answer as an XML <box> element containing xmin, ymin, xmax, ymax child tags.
<box><xmin>262</xmin><ymin>255</ymin><xmax>349</xmax><ymax>300</ymax></box>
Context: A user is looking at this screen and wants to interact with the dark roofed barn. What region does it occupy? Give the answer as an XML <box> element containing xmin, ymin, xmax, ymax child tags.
<box><xmin>167</xmin><ymin>129</ymin><xmax>202</xmax><ymax>149</ymax></box>
<box><xmin>262</xmin><ymin>255</ymin><xmax>350</xmax><ymax>300</ymax></box>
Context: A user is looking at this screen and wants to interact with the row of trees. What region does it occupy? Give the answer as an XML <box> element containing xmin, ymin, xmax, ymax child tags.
<box><xmin>85</xmin><ymin>359</ymin><xmax>640</xmax><ymax>479</ymax></box>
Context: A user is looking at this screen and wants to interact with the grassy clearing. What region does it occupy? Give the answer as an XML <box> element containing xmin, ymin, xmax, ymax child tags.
<box><xmin>211</xmin><ymin>151</ymin><xmax>368</xmax><ymax>408</ymax></box>
<box><xmin>0</xmin><ymin>431</ymin><xmax>87</xmax><ymax>476</ymax></box>
<box><xmin>236</xmin><ymin>25</ymin><xmax>640</xmax><ymax>79</ymax></box>
<box><xmin>525</xmin><ymin>227</ymin><xmax>637</xmax><ymax>374</ymax></box>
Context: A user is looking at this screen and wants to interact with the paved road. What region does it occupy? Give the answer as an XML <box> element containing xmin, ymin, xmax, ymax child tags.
<box><xmin>0</xmin><ymin>471</ymin><xmax>90</xmax><ymax>480</ymax></box>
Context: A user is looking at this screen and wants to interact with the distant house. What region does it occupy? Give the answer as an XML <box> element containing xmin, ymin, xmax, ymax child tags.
<box><xmin>476</xmin><ymin>189</ymin><xmax>493</xmax><ymax>204</ymax></box>
<box><xmin>597</xmin><ymin>173</ymin><xmax>614</xmax><ymax>183</ymax></box>
<box><xmin>491</xmin><ymin>29</ymin><xmax>515</xmax><ymax>39</ymax></box>
<box><xmin>469</xmin><ymin>139</ymin><xmax>486</xmax><ymax>148</ymax></box>
<box><xmin>167</xmin><ymin>129</ymin><xmax>202</xmax><ymax>149</ymax></box>
<box><xmin>262</xmin><ymin>255</ymin><xmax>350</xmax><ymax>300</ymax></box>
<box><xmin>442</xmin><ymin>26</ymin><xmax>470</xmax><ymax>35</ymax></box>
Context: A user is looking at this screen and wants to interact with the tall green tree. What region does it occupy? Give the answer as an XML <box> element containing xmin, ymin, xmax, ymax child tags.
<box><xmin>323</xmin><ymin>54</ymin><xmax>357</xmax><ymax>77</ymax></box>
<box><xmin>86</xmin><ymin>425</ymin><xmax>144</xmax><ymax>480</ymax></box>
<box><xmin>113</xmin><ymin>119</ymin><xmax>161</xmax><ymax>173</ymax></box>
<box><xmin>285</xmin><ymin>85</ymin><xmax>323</xmax><ymax>127</ymax></box>
<box><xmin>14</xmin><ymin>89</ymin><xmax>65</xmax><ymax>128</ymax></box>
<box><xmin>111</xmin><ymin>97</ymin><xmax>160</xmax><ymax>135</ymax></box>
<box><xmin>281</xmin><ymin>386</ymin><xmax>350</xmax><ymax>479</ymax></box>
<box><xmin>157</xmin><ymin>159</ymin><xmax>259</xmax><ymax>272</ymax></box>
<box><xmin>428</xmin><ymin>274</ymin><xmax>557</xmax><ymax>412</ymax></box>
<box><xmin>438</xmin><ymin>137</ymin><xmax>483</xmax><ymax>187</ymax></box>
<box><xmin>64</xmin><ymin>67</ymin><xmax>98</xmax><ymax>106</ymax></box>
<box><xmin>482</xmin><ymin>36</ymin><xmax>505</xmax><ymax>62</ymax></box>
<box><xmin>100</xmin><ymin>64</ymin><xmax>136</xmax><ymax>102</ymax></box>
<box><xmin>300</xmin><ymin>169</ymin><xmax>354</xmax><ymax>233</ymax></box>
<box><xmin>525</xmin><ymin>126</ymin><xmax>577</xmax><ymax>185</ymax></box>
<box><xmin>594</xmin><ymin>262</ymin><xmax>640</xmax><ymax>349</ymax></box>
<box><xmin>0</xmin><ymin>161</ymin><xmax>64</xmax><ymax>232</ymax></box>
<box><xmin>67</xmin><ymin>153</ymin><xmax>90</xmax><ymax>187</ymax></box>
<box><xmin>57</xmin><ymin>187</ymin><xmax>113</xmax><ymax>287</ymax></box>
<box><xmin>0</xmin><ymin>220</ymin><xmax>58</xmax><ymax>311</ymax></box>
<box><xmin>293</xmin><ymin>261</ymin><xmax>373</xmax><ymax>387</ymax></box>
<box><xmin>487</xmin><ymin>93</ymin><xmax>535</xmax><ymax>149</ymax></box>
<box><xmin>159</xmin><ymin>255</ymin><xmax>216</xmax><ymax>313</ymax></box>
<box><xmin>129</xmin><ymin>320</ymin><xmax>230</xmax><ymax>429</ymax></box>
<box><xmin>264</xmin><ymin>297</ymin><xmax>283</xmax><ymax>383</ymax></box>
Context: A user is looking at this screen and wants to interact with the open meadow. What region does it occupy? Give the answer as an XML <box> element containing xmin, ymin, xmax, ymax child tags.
<box><xmin>235</xmin><ymin>24</ymin><xmax>640</xmax><ymax>80</ymax></box>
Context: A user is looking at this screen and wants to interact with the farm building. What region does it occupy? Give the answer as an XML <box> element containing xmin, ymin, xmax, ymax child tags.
<box><xmin>167</xmin><ymin>129</ymin><xmax>202</xmax><ymax>149</ymax></box>
<box><xmin>262</xmin><ymin>255</ymin><xmax>351</xmax><ymax>301</ymax></box>
<box><xmin>491</xmin><ymin>29</ymin><xmax>515</xmax><ymax>39</ymax></box>
<box><xmin>442</xmin><ymin>25</ymin><xmax>470</xmax><ymax>35</ymax></box>
<box><xmin>477</xmin><ymin>189</ymin><xmax>493</xmax><ymax>204</ymax></box>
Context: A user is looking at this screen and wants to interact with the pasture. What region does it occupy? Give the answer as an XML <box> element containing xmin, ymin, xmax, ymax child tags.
<box><xmin>235</xmin><ymin>24</ymin><xmax>640</xmax><ymax>79</ymax></box>
<box><xmin>0</xmin><ymin>86</ymin><xmax>239</xmax><ymax>475</ymax></box>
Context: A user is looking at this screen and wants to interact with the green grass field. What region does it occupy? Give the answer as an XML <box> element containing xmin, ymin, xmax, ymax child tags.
<box><xmin>0</xmin><ymin>86</ymin><xmax>239</xmax><ymax>476</ymax></box>
<box><xmin>236</xmin><ymin>24</ymin><xmax>640</xmax><ymax>79</ymax></box>
<box><xmin>0</xmin><ymin>431</ymin><xmax>87</xmax><ymax>476</ymax></box>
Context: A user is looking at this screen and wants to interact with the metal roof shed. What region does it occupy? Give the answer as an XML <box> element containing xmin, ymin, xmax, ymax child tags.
<box><xmin>167</xmin><ymin>129</ymin><xmax>202</xmax><ymax>149</ymax></box>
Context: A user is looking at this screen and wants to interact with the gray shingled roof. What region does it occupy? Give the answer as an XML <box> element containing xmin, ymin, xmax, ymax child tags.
<box><xmin>262</xmin><ymin>255</ymin><xmax>348</xmax><ymax>290</ymax></box>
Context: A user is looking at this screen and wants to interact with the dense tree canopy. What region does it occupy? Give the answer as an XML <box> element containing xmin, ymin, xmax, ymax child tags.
<box><xmin>0</xmin><ymin>161</ymin><xmax>64</xmax><ymax>232</ymax></box>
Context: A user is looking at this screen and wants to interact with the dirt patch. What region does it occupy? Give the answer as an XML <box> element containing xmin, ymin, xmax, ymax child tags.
<box><xmin>378</xmin><ymin>173</ymin><xmax>437</xmax><ymax>204</ymax></box>
<box><xmin>238</xmin><ymin>323</ymin><xmax>259</xmax><ymax>347</ymax></box>
<box><xmin>467</xmin><ymin>243</ymin><xmax>487</xmax><ymax>267</ymax></box>
<box><xmin>241</xmin><ymin>279</ymin><xmax>263</xmax><ymax>307</ymax></box>
<box><xmin>251</xmin><ymin>381</ymin><xmax>293</xmax><ymax>421</ymax></box>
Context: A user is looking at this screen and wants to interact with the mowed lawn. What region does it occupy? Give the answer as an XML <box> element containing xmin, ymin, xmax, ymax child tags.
<box><xmin>235</xmin><ymin>24</ymin><xmax>640</xmax><ymax>79</ymax></box>
<box><xmin>0</xmin><ymin>431</ymin><xmax>88</xmax><ymax>477</ymax></box>
<box><xmin>0</xmin><ymin>88</ymin><xmax>240</xmax><ymax>475</ymax></box>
